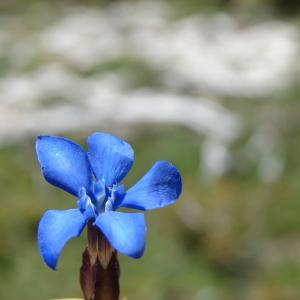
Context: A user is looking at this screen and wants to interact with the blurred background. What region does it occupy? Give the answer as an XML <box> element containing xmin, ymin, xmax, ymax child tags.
<box><xmin>0</xmin><ymin>0</ymin><xmax>300</xmax><ymax>299</ymax></box>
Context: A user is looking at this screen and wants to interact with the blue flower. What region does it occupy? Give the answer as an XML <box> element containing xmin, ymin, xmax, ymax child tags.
<box><xmin>36</xmin><ymin>132</ymin><xmax>182</xmax><ymax>270</ymax></box>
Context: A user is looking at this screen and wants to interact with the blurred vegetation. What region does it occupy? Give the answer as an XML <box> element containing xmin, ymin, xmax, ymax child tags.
<box><xmin>1</xmin><ymin>0</ymin><xmax>300</xmax><ymax>17</ymax></box>
<box><xmin>1</xmin><ymin>122</ymin><xmax>300</xmax><ymax>300</ymax></box>
<box><xmin>0</xmin><ymin>1</ymin><xmax>300</xmax><ymax>300</ymax></box>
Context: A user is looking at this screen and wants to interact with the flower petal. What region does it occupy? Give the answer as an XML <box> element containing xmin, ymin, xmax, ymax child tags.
<box><xmin>38</xmin><ymin>209</ymin><xmax>87</xmax><ymax>270</ymax></box>
<box><xmin>94</xmin><ymin>211</ymin><xmax>146</xmax><ymax>258</ymax></box>
<box><xmin>87</xmin><ymin>133</ymin><xmax>134</xmax><ymax>186</ymax></box>
<box><xmin>36</xmin><ymin>136</ymin><xmax>93</xmax><ymax>197</ymax></box>
<box><xmin>119</xmin><ymin>161</ymin><xmax>182</xmax><ymax>211</ymax></box>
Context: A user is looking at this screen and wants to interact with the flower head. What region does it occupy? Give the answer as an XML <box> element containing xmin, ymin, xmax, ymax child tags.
<box><xmin>36</xmin><ymin>132</ymin><xmax>182</xmax><ymax>270</ymax></box>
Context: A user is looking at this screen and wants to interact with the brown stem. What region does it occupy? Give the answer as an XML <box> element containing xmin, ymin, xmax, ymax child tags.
<box><xmin>80</xmin><ymin>221</ymin><xmax>120</xmax><ymax>300</ymax></box>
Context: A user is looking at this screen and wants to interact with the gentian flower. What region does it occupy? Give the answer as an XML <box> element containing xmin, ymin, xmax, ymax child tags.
<box><xmin>36</xmin><ymin>132</ymin><xmax>182</xmax><ymax>270</ymax></box>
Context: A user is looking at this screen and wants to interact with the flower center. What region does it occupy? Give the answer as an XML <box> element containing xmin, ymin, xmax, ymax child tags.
<box><xmin>77</xmin><ymin>187</ymin><xmax>96</xmax><ymax>220</ymax></box>
<box><xmin>77</xmin><ymin>181</ymin><xmax>125</xmax><ymax>218</ymax></box>
<box><xmin>104</xmin><ymin>184</ymin><xmax>125</xmax><ymax>212</ymax></box>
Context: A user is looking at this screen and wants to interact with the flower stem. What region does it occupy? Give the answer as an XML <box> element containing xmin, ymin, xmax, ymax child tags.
<box><xmin>80</xmin><ymin>222</ymin><xmax>120</xmax><ymax>300</ymax></box>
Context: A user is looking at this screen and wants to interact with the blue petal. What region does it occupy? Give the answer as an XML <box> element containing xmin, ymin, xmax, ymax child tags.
<box><xmin>119</xmin><ymin>161</ymin><xmax>182</xmax><ymax>211</ymax></box>
<box><xmin>36</xmin><ymin>136</ymin><xmax>93</xmax><ymax>197</ymax></box>
<box><xmin>94</xmin><ymin>212</ymin><xmax>146</xmax><ymax>258</ymax></box>
<box><xmin>38</xmin><ymin>209</ymin><xmax>88</xmax><ymax>270</ymax></box>
<box><xmin>87</xmin><ymin>133</ymin><xmax>134</xmax><ymax>187</ymax></box>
